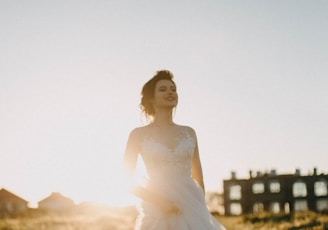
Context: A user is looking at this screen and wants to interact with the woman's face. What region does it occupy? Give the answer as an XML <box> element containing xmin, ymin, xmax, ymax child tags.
<box><xmin>152</xmin><ymin>79</ymin><xmax>178</xmax><ymax>110</ymax></box>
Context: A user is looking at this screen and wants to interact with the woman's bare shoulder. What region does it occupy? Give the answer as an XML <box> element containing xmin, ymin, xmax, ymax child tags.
<box><xmin>128</xmin><ymin>125</ymin><xmax>152</xmax><ymax>141</ymax></box>
<box><xmin>176</xmin><ymin>124</ymin><xmax>197</xmax><ymax>137</ymax></box>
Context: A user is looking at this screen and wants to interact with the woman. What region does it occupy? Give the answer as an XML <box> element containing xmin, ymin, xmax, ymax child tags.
<box><xmin>123</xmin><ymin>70</ymin><xmax>226</xmax><ymax>230</ymax></box>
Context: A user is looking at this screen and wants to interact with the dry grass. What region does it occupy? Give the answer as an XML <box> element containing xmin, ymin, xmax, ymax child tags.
<box><xmin>1</xmin><ymin>208</ymin><xmax>328</xmax><ymax>230</ymax></box>
<box><xmin>215</xmin><ymin>211</ymin><xmax>328</xmax><ymax>230</ymax></box>
<box><xmin>0</xmin><ymin>206</ymin><xmax>136</xmax><ymax>230</ymax></box>
<box><xmin>0</xmin><ymin>215</ymin><xmax>135</xmax><ymax>230</ymax></box>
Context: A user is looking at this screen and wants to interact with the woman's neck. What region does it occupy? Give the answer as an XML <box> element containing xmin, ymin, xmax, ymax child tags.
<box><xmin>152</xmin><ymin>110</ymin><xmax>174</xmax><ymax>127</ymax></box>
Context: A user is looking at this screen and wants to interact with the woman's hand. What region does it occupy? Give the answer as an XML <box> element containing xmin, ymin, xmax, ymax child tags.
<box><xmin>158</xmin><ymin>200</ymin><xmax>180</xmax><ymax>215</ymax></box>
<box><xmin>131</xmin><ymin>185</ymin><xmax>180</xmax><ymax>215</ymax></box>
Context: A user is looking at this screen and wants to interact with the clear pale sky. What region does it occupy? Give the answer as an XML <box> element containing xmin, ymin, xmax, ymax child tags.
<box><xmin>1</xmin><ymin>1</ymin><xmax>327</xmax><ymax>207</ymax></box>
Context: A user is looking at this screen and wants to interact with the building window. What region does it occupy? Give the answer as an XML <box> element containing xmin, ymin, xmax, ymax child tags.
<box><xmin>269</xmin><ymin>181</ymin><xmax>280</xmax><ymax>193</ymax></box>
<box><xmin>252</xmin><ymin>182</ymin><xmax>265</xmax><ymax>194</ymax></box>
<box><xmin>294</xmin><ymin>200</ymin><xmax>308</xmax><ymax>212</ymax></box>
<box><xmin>229</xmin><ymin>185</ymin><xmax>241</xmax><ymax>200</ymax></box>
<box><xmin>293</xmin><ymin>181</ymin><xmax>307</xmax><ymax>197</ymax></box>
<box><xmin>270</xmin><ymin>202</ymin><xmax>280</xmax><ymax>214</ymax></box>
<box><xmin>314</xmin><ymin>180</ymin><xmax>328</xmax><ymax>196</ymax></box>
<box><xmin>253</xmin><ymin>202</ymin><xmax>264</xmax><ymax>213</ymax></box>
<box><xmin>230</xmin><ymin>203</ymin><xmax>242</xmax><ymax>215</ymax></box>
<box><xmin>316</xmin><ymin>198</ymin><xmax>328</xmax><ymax>212</ymax></box>
<box><xmin>284</xmin><ymin>202</ymin><xmax>290</xmax><ymax>214</ymax></box>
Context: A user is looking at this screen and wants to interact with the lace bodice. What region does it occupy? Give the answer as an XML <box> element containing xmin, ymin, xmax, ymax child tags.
<box><xmin>141</xmin><ymin>132</ymin><xmax>196</xmax><ymax>180</ymax></box>
<box><xmin>135</xmin><ymin>128</ymin><xmax>226</xmax><ymax>230</ymax></box>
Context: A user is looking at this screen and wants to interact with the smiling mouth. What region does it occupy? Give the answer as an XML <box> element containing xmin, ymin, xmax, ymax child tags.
<box><xmin>166</xmin><ymin>97</ymin><xmax>176</xmax><ymax>101</ymax></box>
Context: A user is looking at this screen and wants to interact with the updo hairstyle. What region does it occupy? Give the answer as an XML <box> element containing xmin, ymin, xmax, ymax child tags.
<box><xmin>140</xmin><ymin>70</ymin><xmax>175</xmax><ymax>118</ymax></box>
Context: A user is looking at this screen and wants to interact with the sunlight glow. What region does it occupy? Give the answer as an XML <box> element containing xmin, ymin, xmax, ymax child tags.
<box><xmin>1</xmin><ymin>0</ymin><xmax>327</xmax><ymax>212</ymax></box>
<box><xmin>101</xmin><ymin>155</ymin><xmax>147</xmax><ymax>207</ymax></box>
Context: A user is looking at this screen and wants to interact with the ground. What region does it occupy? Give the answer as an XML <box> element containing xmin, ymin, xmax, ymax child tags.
<box><xmin>1</xmin><ymin>206</ymin><xmax>328</xmax><ymax>230</ymax></box>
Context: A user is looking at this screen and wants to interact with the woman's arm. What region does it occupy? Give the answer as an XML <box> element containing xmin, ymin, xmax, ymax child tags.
<box><xmin>123</xmin><ymin>128</ymin><xmax>179</xmax><ymax>214</ymax></box>
<box><xmin>191</xmin><ymin>128</ymin><xmax>205</xmax><ymax>194</ymax></box>
<box><xmin>123</xmin><ymin>128</ymin><xmax>140</xmax><ymax>176</ymax></box>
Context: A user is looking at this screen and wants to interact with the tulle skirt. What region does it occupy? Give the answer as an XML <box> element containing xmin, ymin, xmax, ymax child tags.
<box><xmin>134</xmin><ymin>176</ymin><xmax>225</xmax><ymax>230</ymax></box>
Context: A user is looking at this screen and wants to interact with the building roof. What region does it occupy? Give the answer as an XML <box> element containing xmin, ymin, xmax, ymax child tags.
<box><xmin>38</xmin><ymin>192</ymin><xmax>74</xmax><ymax>205</ymax></box>
<box><xmin>0</xmin><ymin>188</ymin><xmax>28</xmax><ymax>204</ymax></box>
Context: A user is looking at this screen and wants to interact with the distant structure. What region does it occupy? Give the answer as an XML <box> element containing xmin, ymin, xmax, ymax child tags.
<box><xmin>206</xmin><ymin>192</ymin><xmax>225</xmax><ymax>215</ymax></box>
<box><xmin>0</xmin><ymin>188</ymin><xmax>28</xmax><ymax>215</ymax></box>
<box><xmin>223</xmin><ymin>168</ymin><xmax>328</xmax><ymax>215</ymax></box>
<box><xmin>38</xmin><ymin>192</ymin><xmax>74</xmax><ymax>211</ymax></box>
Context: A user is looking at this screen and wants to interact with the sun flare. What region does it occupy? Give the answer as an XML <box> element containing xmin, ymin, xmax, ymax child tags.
<box><xmin>96</xmin><ymin>155</ymin><xmax>148</xmax><ymax>207</ymax></box>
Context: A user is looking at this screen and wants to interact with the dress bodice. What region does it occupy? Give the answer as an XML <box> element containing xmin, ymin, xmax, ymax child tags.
<box><xmin>135</xmin><ymin>128</ymin><xmax>226</xmax><ymax>230</ymax></box>
<box><xmin>140</xmin><ymin>131</ymin><xmax>196</xmax><ymax>180</ymax></box>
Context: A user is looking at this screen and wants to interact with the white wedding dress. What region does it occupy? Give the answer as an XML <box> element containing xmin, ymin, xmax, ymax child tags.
<box><xmin>134</xmin><ymin>130</ymin><xmax>226</xmax><ymax>230</ymax></box>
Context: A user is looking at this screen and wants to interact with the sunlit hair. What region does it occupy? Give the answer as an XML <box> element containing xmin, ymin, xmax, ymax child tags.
<box><xmin>140</xmin><ymin>70</ymin><xmax>176</xmax><ymax>119</ymax></box>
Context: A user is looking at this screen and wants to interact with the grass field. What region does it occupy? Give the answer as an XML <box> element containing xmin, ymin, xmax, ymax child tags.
<box><xmin>1</xmin><ymin>207</ymin><xmax>328</xmax><ymax>230</ymax></box>
<box><xmin>216</xmin><ymin>212</ymin><xmax>328</xmax><ymax>230</ymax></box>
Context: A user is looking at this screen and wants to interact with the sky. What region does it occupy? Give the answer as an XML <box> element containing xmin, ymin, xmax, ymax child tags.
<box><xmin>1</xmin><ymin>0</ymin><xmax>327</xmax><ymax>207</ymax></box>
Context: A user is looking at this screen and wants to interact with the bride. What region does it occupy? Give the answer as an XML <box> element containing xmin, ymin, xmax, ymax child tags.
<box><xmin>123</xmin><ymin>70</ymin><xmax>226</xmax><ymax>230</ymax></box>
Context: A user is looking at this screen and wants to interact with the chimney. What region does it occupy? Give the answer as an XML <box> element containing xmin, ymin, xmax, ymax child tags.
<box><xmin>231</xmin><ymin>171</ymin><xmax>236</xmax><ymax>179</ymax></box>
<box><xmin>256</xmin><ymin>171</ymin><xmax>262</xmax><ymax>177</ymax></box>
<box><xmin>270</xmin><ymin>169</ymin><xmax>277</xmax><ymax>176</ymax></box>
<box><xmin>313</xmin><ymin>167</ymin><xmax>317</xmax><ymax>176</ymax></box>
<box><xmin>249</xmin><ymin>170</ymin><xmax>253</xmax><ymax>179</ymax></box>
<box><xmin>295</xmin><ymin>168</ymin><xmax>301</xmax><ymax>176</ymax></box>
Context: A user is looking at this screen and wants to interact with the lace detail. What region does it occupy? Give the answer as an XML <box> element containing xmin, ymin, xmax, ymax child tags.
<box><xmin>135</xmin><ymin>127</ymin><xmax>226</xmax><ymax>230</ymax></box>
<box><xmin>141</xmin><ymin>130</ymin><xmax>195</xmax><ymax>180</ymax></box>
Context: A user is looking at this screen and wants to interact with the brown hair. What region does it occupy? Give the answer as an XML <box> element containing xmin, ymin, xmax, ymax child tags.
<box><xmin>140</xmin><ymin>70</ymin><xmax>175</xmax><ymax>117</ymax></box>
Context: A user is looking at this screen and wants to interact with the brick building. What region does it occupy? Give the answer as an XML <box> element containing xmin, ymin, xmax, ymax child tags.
<box><xmin>223</xmin><ymin>168</ymin><xmax>328</xmax><ymax>215</ymax></box>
